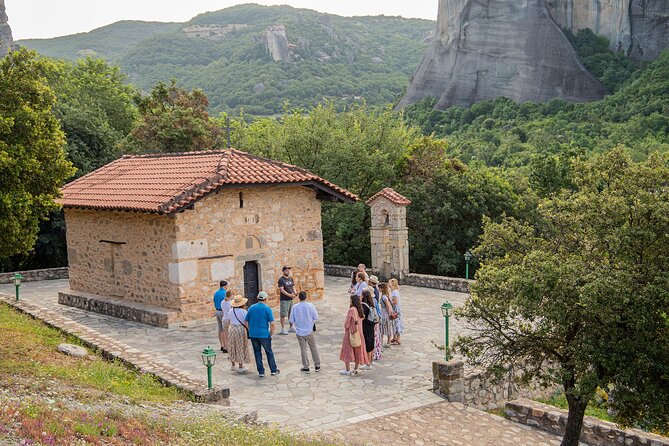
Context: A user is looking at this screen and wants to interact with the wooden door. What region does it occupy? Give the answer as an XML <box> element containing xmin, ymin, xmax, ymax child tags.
<box><xmin>243</xmin><ymin>261</ymin><xmax>260</xmax><ymax>306</ymax></box>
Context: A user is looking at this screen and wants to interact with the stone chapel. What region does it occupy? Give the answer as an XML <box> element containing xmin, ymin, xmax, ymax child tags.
<box><xmin>57</xmin><ymin>149</ymin><xmax>357</xmax><ymax>327</ymax></box>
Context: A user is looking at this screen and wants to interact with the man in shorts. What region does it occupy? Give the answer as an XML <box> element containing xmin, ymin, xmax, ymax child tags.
<box><xmin>278</xmin><ymin>266</ymin><xmax>297</xmax><ymax>335</ymax></box>
<box><xmin>213</xmin><ymin>280</ymin><xmax>229</xmax><ymax>352</ymax></box>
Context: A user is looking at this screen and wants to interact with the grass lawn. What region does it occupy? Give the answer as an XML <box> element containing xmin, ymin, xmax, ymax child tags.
<box><xmin>0</xmin><ymin>302</ymin><xmax>184</xmax><ymax>403</ymax></box>
<box><xmin>534</xmin><ymin>392</ymin><xmax>613</xmax><ymax>423</ymax></box>
<box><xmin>0</xmin><ymin>302</ymin><xmax>341</xmax><ymax>446</ymax></box>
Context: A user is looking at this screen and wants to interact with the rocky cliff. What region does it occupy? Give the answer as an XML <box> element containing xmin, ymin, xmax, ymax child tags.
<box><xmin>397</xmin><ymin>0</ymin><xmax>607</xmax><ymax>110</ymax></box>
<box><xmin>263</xmin><ymin>25</ymin><xmax>291</xmax><ymax>62</ymax></box>
<box><xmin>0</xmin><ymin>0</ymin><xmax>15</xmax><ymax>56</ymax></box>
<box><xmin>547</xmin><ymin>0</ymin><xmax>668</xmax><ymax>61</ymax></box>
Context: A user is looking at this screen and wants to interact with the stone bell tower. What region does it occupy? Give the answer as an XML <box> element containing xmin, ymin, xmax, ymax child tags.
<box><xmin>366</xmin><ymin>187</ymin><xmax>411</xmax><ymax>280</ymax></box>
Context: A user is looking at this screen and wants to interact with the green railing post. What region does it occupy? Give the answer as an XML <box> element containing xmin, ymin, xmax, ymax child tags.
<box><xmin>200</xmin><ymin>346</ymin><xmax>217</xmax><ymax>390</ymax></box>
<box><xmin>441</xmin><ymin>302</ymin><xmax>453</xmax><ymax>361</ymax></box>
<box><xmin>13</xmin><ymin>273</ymin><xmax>23</xmax><ymax>302</ymax></box>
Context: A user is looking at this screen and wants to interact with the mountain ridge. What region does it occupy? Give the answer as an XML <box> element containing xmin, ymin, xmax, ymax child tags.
<box><xmin>18</xmin><ymin>3</ymin><xmax>434</xmax><ymax>116</ymax></box>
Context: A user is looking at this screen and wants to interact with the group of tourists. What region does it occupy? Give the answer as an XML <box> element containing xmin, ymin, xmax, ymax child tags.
<box><xmin>214</xmin><ymin>266</ymin><xmax>320</xmax><ymax>377</ymax></box>
<box><xmin>213</xmin><ymin>263</ymin><xmax>404</xmax><ymax>378</ymax></box>
<box><xmin>340</xmin><ymin>263</ymin><xmax>404</xmax><ymax>375</ymax></box>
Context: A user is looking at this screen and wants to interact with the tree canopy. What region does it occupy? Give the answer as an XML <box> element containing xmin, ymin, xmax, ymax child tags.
<box><xmin>123</xmin><ymin>80</ymin><xmax>221</xmax><ymax>153</ymax></box>
<box><xmin>0</xmin><ymin>49</ymin><xmax>75</xmax><ymax>260</ymax></box>
<box><xmin>454</xmin><ymin>149</ymin><xmax>669</xmax><ymax>445</ymax></box>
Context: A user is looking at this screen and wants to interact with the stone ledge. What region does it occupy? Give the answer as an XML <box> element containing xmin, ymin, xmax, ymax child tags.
<box><xmin>0</xmin><ymin>294</ymin><xmax>228</xmax><ymax>404</ymax></box>
<box><xmin>505</xmin><ymin>398</ymin><xmax>669</xmax><ymax>446</ymax></box>
<box><xmin>58</xmin><ymin>289</ymin><xmax>179</xmax><ymax>328</ymax></box>
<box><xmin>324</xmin><ymin>264</ymin><xmax>472</xmax><ymax>293</ymax></box>
<box><xmin>0</xmin><ymin>267</ymin><xmax>69</xmax><ymax>284</ymax></box>
<box><xmin>403</xmin><ymin>273</ymin><xmax>471</xmax><ymax>293</ymax></box>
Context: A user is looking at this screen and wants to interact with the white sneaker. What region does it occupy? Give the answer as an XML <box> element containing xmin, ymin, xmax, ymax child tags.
<box><xmin>237</xmin><ymin>367</ymin><xmax>247</xmax><ymax>374</ymax></box>
<box><xmin>279</xmin><ymin>328</ymin><xmax>289</xmax><ymax>335</ymax></box>
<box><xmin>288</xmin><ymin>327</ymin><xmax>296</xmax><ymax>333</ymax></box>
<box><xmin>360</xmin><ymin>364</ymin><xmax>372</xmax><ymax>370</ymax></box>
<box><xmin>230</xmin><ymin>364</ymin><xmax>236</xmax><ymax>371</ymax></box>
<box><xmin>339</xmin><ymin>370</ymin><xmax>351</xmax><ymax>376</ymax></box>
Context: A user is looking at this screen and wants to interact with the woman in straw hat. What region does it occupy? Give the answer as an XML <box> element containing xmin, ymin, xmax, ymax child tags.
<box><xmin>227</xmin><ymin>295</ymin><xmax>252</xmax><ymax>373</ymax></box>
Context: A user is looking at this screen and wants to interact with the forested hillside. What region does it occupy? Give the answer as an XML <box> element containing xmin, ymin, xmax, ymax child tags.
<box><xmin>19</xmin><ymin>4</ymin><xmax>433</xmax><ymax>115</ymax></box>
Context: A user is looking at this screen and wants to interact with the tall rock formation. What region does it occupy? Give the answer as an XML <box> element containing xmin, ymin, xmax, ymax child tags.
<box><xmin>263</xmin><ymin>25</ymin><xmax>291</xmax><ymax>62</ymax></box>
<box><xmin>397</xmin><ymin>0</ymin><xmax>607</xmax><ymax>110</ymax></box>
<box><xmin>0</xmin><ymin>0</ymin><xmax>15</xmax><ymax>56</ymax></box>
<box><xmin>547</xmin><ymin>0</ymin><xmax>668</xmax><ymax>61</ymax></box>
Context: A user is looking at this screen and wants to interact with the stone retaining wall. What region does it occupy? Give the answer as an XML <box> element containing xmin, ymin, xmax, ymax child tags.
<box><xmin>404</xmin><ymin>273</ymin><xmax>471</xmax><ymax>293</ymax></box>
<box><xmin>324</xmin><ymin>264</ymin><xmax>471</xmax><ymax>293</ymax></box>
<box><xmin>505</xmin><ymin>398</ymin><xmax>669</xmax><ymax>446</ymax></box>
<box><xmin>0</xmin><ymin>267</ymin><xmax>69</xmax><ymax>284</ymax></box>
<box><xmin>0</xmin><ymin>294</ymin><xmax>227</xmax><ymax>403</ymax></box>
<box><xmin>58</xmin><ymin>289</ymin><xmax>179</xmax><ymax>328</ymax></box>
<box><xmin>433</xmin><ymin>360</ymin><xmax>556</xmax><ymax>410</ymax></box>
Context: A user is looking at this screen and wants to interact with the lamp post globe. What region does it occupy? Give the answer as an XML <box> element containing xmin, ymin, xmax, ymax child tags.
<box><xmin>13</xmin><ymin>273</ymin><xmax>24</xmax><ymax>301</ymax></box>
<box><xmin>201</xmin><ymin>346</ymin><xmax>217</xmax><ymax>389</ymax></box>
<box><xmin>464</xmin><ymin>251</ymin><xmax>473</xmax><ymax>280</ymax></box>
<box><xmin>441</xmin><ymin>302</ymin><xmax>453</xmax><ymax>361</ymax></box>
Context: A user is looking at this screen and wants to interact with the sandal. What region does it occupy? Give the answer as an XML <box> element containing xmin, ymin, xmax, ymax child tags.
<box><xmin>391</xmin><ymin>340</ymin><xmax>401</xmax><ymax>345</ymax></box>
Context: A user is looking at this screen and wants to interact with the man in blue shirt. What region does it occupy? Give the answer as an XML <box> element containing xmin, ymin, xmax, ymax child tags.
<box><xmin>289</xmin><ymin>291</ymin><xmax>321</xmax><ymax>373</ymax></box>
<box><xmin>245</xmin><ymin>291</ymin><xmax>279</xmax><ymax>377</ymax></box>
<box><xmin>213</xmin><ymin>280</ymin><xmax>229</xmax><ymax>352</ymax></box>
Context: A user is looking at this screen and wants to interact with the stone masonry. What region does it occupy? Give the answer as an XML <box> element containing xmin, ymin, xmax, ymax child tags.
<box><xmin>62</xmin><ymin>185</ymin><xmax>325</xmax><ymax>323</ymax></box>
<box><xmin>366</xmin><ymin>188</ymin><xmax>411</xmax><ymax>280</ymax></box>
<box><xmin>173</xmin><ymin>185</ymin><xmax>325</xmax><ymax>320</ymax></box>
<box><xmin>505</xmin><ymin>399</ymin><xmax>669</xmax><ymax>446</ymax></box>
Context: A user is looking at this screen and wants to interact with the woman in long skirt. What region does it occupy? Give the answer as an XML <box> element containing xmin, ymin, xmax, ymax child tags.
<box><xmin>388</xmin><ymin>279</ymin><xmax>404</xmax><ymax>345</ymax></box>
<box><xmin>227</xmin><ymin>295</ymin><xmax>251</xmax><ymax>373</ymax></box>
<box><xmin>378</xmin><ymin>282</ymin><xmax>395</xmax><ymax>348</ymax></box>
<box><xmin>339</xmin><ymin>294</ymin><xmax>368</xmax><ymax>375</ymax></box>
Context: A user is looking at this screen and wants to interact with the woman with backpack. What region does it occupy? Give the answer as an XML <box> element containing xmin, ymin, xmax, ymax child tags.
<box><xmin>227</xmin><ymin>295</ymin><xmax>252</xmax><ymax>373</ymax></box>
<box><xmin>339</xmin><ymin>294</ymin><xmax>368</xmax><ymax>375</ymax></box>
<box><xmin>388</xmin><ymin>279</ymin><xmax>404</xmax><ymax>345</ymax></box>
<box><xmin>360</xmin><ymin>290</ymin><xmax>377</xmax><ymax>369</ymax></box>
<box><xmin>378</xmin><ymin>282</ymin><xmax>395</xmax><ymax>348</ymax></box>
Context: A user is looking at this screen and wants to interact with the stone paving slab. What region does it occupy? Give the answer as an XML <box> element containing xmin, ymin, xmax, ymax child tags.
<box><xmin>1</xmin><ymin>276</ymin><xmax>468</xmax><ymax>432</ymax></box>
<box><xmin>0</xmin><ymin>277</ymin><xmax>575</xmax><ymax>444</ymax></box>
<box><xmin>329</xmin><ymin>401</ymin><xmax>566</xmax><ymax>446</ymax></box>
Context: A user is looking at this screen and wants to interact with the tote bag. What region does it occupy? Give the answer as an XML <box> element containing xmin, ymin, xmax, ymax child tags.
<box><xmin>349</xmin><ymin>331</ymin><xmax>362</xmax><ymax>348</ymax></box>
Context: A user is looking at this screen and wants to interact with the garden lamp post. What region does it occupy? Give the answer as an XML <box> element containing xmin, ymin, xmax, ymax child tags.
<box><xmin>201</xmin><ymin>346</ymin><xmax>217</xmax><ymax>389</ymax></box>
<box><xmin>464</xmin><ymin>251</ymin><xmax>473</xmax><ymax>280</ymax></box>
<box><xmin>441</xmin><ymin>302</ymin><xmax>453</xmax><ymax>361</ymax></box>
<box><xmin>13</xmin><ymin>273</ymin><xmax>24</xmax><ymax>302</ymax></box>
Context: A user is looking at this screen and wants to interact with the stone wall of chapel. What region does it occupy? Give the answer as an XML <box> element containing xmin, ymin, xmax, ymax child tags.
<box><xmin>173</xmin><ymin>185</ymin><xmax>325</xmax><ymax>320</ymax></box>
<box><xmin>64</xmin><ymin>209</ymin><xmax>180</xmax><ymax>308</ymax></box>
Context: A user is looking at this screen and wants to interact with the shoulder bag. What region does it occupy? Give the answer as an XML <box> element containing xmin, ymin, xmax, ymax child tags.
<box><xmin>233</xmin><ymin>308</ymin><xmax>250</xmax><ymax>339</ymax></box>
<box><xmin>349</xmin><ymin>313</ymin><xmax>362</xmax><ymax>348</ymax></box>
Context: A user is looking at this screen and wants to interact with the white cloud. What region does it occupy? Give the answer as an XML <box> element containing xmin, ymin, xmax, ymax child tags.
<box><xmin>8</xmin><ymin>0</ymin><xmax>438</xmax><ymax>40</ymax></box>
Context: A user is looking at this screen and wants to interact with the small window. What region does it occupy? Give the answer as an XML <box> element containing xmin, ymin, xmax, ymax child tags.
<box><xmin>384</xmin><ymin>212</ymin><xmax>390</xmax><ymax>227</ymax></box>
<box><xmin>239</xmin><ymin>191</ymin><xmax>244</xmax><ymax>208</ymax></box>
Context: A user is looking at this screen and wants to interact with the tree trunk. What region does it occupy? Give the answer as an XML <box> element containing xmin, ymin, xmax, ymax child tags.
<box><xmin>561</xmin><ymin>394</ymin><xmax>588</xmax><ymax>446</ymax></box>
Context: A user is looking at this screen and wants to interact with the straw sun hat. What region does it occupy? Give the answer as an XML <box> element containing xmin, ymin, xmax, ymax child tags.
<box><xmin>230</xmin><ymin>295</ymin><xmax>248</xmax><ymax>308</ymax></box>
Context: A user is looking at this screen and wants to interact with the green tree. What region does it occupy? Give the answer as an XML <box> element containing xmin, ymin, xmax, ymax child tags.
<box><xmin>454</xmin><ymin>149</ymin><xmax>669</xmax><ymax>446</ymax></box>
<box><xmin>123</xmin><ymin>80</ymin><xmax>221</xmax><ymax>153</ymax></box>
<box><xmin>49</xmin><ymin>57</ymin><xmax>138</xmax><ymax>175</ymax></box>
<box><xmin>0</xmin><ymin>49</ymin><xmax>75</xmax><ymax>260</ymax></box>
<box><xmin>231</xmin><ymin>103</ymin><xmax>418</xmax><ymax>266</ymax></box>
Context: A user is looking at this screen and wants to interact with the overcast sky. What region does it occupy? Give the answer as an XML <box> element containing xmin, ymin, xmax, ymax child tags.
<box><xmin>8</xmin><ymin>1</ymin><xmax>439</xmax><ymax>40</ymax></box>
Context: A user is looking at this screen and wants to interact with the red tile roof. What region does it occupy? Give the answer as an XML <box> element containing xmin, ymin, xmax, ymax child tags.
<box><xmin>365</xmin><ymin>187</ymin><xmax>411</xmax><ymax>206</ymax></box>
<box><xmin>59</xmin><ymin>149</ymin><xmax>358</xmax><ymax>214</ymax></box>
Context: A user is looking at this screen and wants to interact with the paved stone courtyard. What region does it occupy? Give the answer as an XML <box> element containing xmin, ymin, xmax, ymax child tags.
<box><xmin>0</xmin><ymin>276</ymin><xmax>564</xmax><ymax>444</ymax></box>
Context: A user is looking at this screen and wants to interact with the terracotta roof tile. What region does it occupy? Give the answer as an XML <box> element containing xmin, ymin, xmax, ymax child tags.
<box><xmin>365</xmin><ymin>187</ymin><xmax>411</xmax><ymax>206</ymax></box>
<box><xmin>59</xmin><ymin>149</ymin><xmax>358</xmax><ymax>214</ymax></box>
